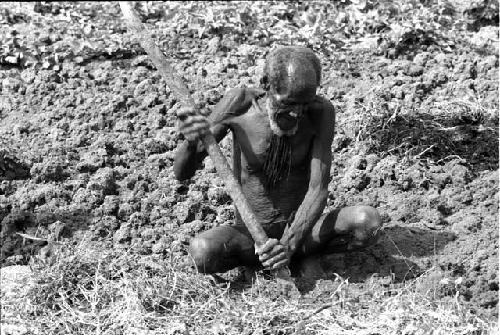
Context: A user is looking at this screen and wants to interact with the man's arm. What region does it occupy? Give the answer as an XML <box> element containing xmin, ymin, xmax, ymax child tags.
<box><xmin>280</xmin><ymin>98</ymin><xmax>335</xmax><ymax>254</ymax></box>
<box><xmin>173</xmin><ymin>87</ymin><xmax>264</xmax><ymax>181</ymax></box>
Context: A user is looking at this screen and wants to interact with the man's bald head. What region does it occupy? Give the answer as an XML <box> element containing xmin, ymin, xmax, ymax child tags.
<box><xmin>262</xmin><ymin>47</ymin><xmax>321</xmax><ymax>105</ymax></box>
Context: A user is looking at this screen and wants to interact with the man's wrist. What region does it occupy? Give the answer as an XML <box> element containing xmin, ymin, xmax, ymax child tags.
<box><xmin>280</xmin><ymin>236</ymin><xmax>295</xmax><ymax>256</ymax></box>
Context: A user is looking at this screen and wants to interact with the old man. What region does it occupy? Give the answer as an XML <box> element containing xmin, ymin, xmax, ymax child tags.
<box><xmin>174</xmin><ymin>47</ymin><xmax>382</xmax><ymax>275</ymax></box>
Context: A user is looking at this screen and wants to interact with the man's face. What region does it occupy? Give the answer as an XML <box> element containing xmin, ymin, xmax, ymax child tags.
<box><xmin>266</xmin><ymin>95</ymin><xmax>306</xmax><ymax>137</ymax></box>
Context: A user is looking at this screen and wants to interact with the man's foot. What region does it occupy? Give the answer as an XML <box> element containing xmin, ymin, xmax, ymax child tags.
<box><xmin>208</xmin><ymin>266</ymin><xmax>257</xmax><ymax>286</ymax></box>
<box><xmin>234</xmin><ymin>266</ymin><xmax>257</xmax><ymax>283</ymax></box>
<box><xmin>209</xmin><ymin>273</ymin><xmax>229</xmax><ymax>286</ymax></box>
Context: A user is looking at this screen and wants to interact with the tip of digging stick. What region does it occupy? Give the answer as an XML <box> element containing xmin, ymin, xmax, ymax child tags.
<box><xmin>276</xmin><ymin>267</ymin><xmax>295</xmax><ymax>285</ymax></box>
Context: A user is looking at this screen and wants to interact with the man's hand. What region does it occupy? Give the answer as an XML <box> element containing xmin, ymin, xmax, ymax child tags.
<box><xmin>255</xmin><ymin>238</ymin><xmax>290</xmax><ymax>270</ymax></box>
<box><xmin>177</xmin><ymin>106</ymin><xmax>210</xmax><ymax>142</ymax></box>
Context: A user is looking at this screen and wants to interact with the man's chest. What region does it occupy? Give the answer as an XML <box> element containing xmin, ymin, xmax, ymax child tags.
<box><xmin>229</xmin><ymin>108</ymin><xmax>316</xmax><ymax>169</ymax></box>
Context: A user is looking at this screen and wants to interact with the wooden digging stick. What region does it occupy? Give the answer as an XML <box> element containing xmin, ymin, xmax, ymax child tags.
<box><xmin>119</xmin><ymin>3</ymin><xmax>289</xmax><ymax>269</ymax></box>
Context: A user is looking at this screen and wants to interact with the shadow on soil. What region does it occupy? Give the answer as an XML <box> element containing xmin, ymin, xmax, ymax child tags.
<box><xmin>0</xmin><ymin>206</ymin><xmax>93</xmax><ymax>265</ymax></box>
<box><xmin>365</xmin><ymin>111</ymin><xmax>499</xmax><ymax>173</ymax></box>
<box><xmin>222</xmin><ymin>226</ymin><xmax>457</xmax><ymax>295</ymax></box>
<box><xmin>292</xmin><ymin>226</ymin><xmax>457</xmax><ymax>294</ymax></box>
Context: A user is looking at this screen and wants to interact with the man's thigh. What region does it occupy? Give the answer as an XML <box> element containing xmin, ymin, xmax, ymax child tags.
<box><xmin>190</xmin><ymin>225</ymin><xmax>259</xmax><ymax>272</ymax></box>
<box><xmin>296</xmin><ymin>205</ymin><xmax>382</xmax><ymax>257</ymax></box>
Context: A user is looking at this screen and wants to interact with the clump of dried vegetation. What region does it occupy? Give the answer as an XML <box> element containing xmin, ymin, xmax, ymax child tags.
<box><xmin>1</xmin><ymin>241</ymin><xmax>495</xmax><ymax>334</ymax></box>
<box><xmin>339</xmin><ymin>80</ymin><xmax>499</xmax><ymax>170</ymax></box>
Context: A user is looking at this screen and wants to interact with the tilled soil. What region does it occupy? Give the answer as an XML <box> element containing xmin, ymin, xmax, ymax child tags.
<box><xmin>1</xmin><ymin>1</ymin><xmax>498</xmax><ymax>321</ymax></box>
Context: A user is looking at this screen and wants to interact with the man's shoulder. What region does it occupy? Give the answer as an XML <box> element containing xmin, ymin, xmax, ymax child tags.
<box><xmin>215</xmin><ymin>86</ymin><xmax>266</xmax><ymax>121</ymax></box>
<box><xmin>225</xmin><ymin>86</ymin><xmax>266</xmax><ymax>108</ymax></box>
<box><xmin>307</xmin><ymin>95</ymin><xmax>335</xmax><ymax>125</ymax></box>
<box><xmin>309</xmin><ymin>95</ymin><xmax>334</xmax><ymax>111</ymax></box>
<box><xmin>211</xmin><ymin>87</ymin><xmax>265</xmax><ymax>124</ymax></box>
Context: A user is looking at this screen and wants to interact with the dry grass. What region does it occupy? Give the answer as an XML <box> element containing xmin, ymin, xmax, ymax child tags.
<box><xmin>1</xmin><ymin>240</ymin><xmax>496</xmax><ymax>335</ymax></box>
<box><xmin>336</xmin><ymin>80</ymin><xmax>499</xmax><ymax>173</ymax></box>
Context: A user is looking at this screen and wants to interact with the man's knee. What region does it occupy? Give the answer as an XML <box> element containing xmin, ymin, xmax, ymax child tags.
<box><xmin>349</xmin><ymin>206</ymin><xmax>382</xmax><ymax>249</ymax></box>
<box><xmin>355</xmin><ymin>206</ymin><xmax>382</xmax><ymax>230</ymax></box>
<box><xmin>189</xmin><ymin>236</ymin><xmax>220</xmax><ymax>274</ymax></box>
<box><xmin>189</xmin><ymin>233</ymin><xmax>242</xmax><ymax>274</ymax></box>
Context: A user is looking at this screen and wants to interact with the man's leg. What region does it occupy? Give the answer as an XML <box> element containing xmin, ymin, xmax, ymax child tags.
<box><xmin>296</xmin><ymin>205</ymin><xmax>383</xmax><ymax>257</ymax></box>
<box><xmin>189</xmin><ymin>225</ymin><xmax>259</xmax><ymax>274</ymax></box>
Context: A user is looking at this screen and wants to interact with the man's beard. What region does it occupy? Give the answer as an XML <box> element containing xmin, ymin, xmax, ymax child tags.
<box><xmin>262</xmin><ymin>98</ymin><xmax>305</xmax><ymax>188</ymax></box>
<box><xmin>265</xmin><ymin>99</ymin><xmax>300</xmax><ymax>137</ymax></box>
<box><xmin>263</xmin><ymin>133</ymin><xmax>292</xmax><ymax>189</ymax></box>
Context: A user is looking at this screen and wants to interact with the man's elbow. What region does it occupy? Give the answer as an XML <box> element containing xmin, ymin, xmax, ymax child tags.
<box><xmin>173</xmin><ymin>152</ymin><xmax>194</xmax><ymax>181</ymax></box>
<box><xmin>173</xmin><ymin>165</ymin><xmax>190</xmax><ymax>181</ymax></box>
<box><xmin>173</xmin><ymin>141</ymin><xmax>199</xmax><ymax>181</ymax></box>
<box><xmin>173</xmin><ymin>158</ymin><xmax>195</xmax><ymax>181</ymax></box>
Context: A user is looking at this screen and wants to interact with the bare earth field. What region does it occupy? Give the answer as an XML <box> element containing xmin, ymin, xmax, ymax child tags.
<box><xmin>1</xmin><ymin>2</ymin><xmax>499</xmax><ymax>334</ymax></box>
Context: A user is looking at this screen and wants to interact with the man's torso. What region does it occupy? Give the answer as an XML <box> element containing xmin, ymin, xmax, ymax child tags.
<box><xmin>225</xmin><ymin>94</ymin><xmax>322</xmax><ymax>226</ymax></box>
